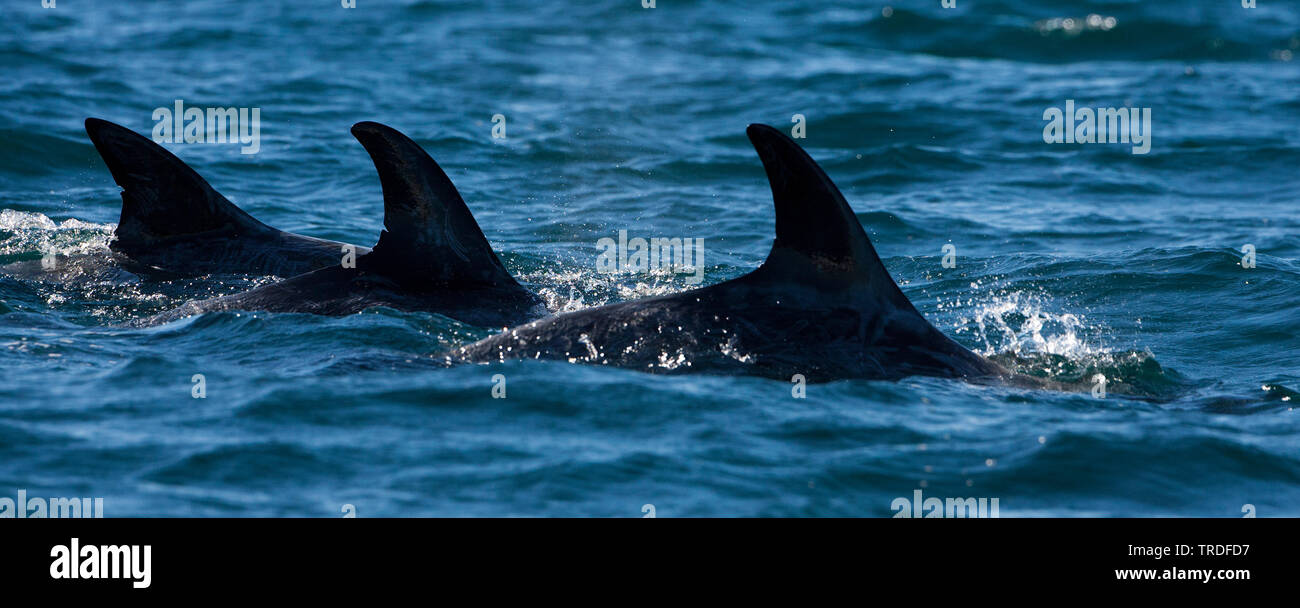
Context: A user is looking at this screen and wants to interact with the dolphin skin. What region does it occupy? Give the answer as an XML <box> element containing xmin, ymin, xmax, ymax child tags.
<box><xmin>452</xmin><ymin>124</ymin><xmax>1045</xmax><ymax>386</ymax></box>
<box><xmin>1</xmin><ymin>119</ymin><xmax>360</xmax><ymax>283</ymax></box>
<box><xmin>91</xmin><ymin>117</ymin><xmax>358</xmax><ymax>277</ymax></box>
<box><xmin>142</xmin><ymin>122</ymin><xmax>546</xmax><ymax>329</ymax></box>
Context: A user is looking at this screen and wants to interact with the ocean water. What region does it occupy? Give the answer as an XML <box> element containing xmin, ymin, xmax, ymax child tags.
<box><xmin>0</xmin><ymin>0</ymin><xmax>1297</xmax><ymax>517</ymax></box>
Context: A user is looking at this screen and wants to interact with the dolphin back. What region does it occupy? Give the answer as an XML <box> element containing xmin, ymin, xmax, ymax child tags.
<box><xmin>350</xmin><ymin>121</ymin><xmax>526</xmax><ymax>291</ymax></box>
<box><xmin>84</xmin><ymin>117</ymin><xmax>357</xmax><ymax>277</ymax></box>
<box><xmin>454</xmin><ymin>124</ymin><xmax>1014</xmax><ymax>384</ymax></box>
<box><xmin>737</xmin><ymin>124</ymin><xmax>1014</xmax><ymax>381</ymax></box>
<box><xmin>137</xmin><ymin>122</ymin><xmax>545</xmax><ymax>328</ymax></box>
<box><xmin>741</xmin><ymin>124</ymin><xmax>922</xmax><ymax>316</ymax></box>
<box><xmin>84</xmin><ymin>118</ymin><xmax>275</xmax><ymax>254</ymax></box>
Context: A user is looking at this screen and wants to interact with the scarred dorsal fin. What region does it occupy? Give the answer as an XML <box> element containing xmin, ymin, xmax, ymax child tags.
<box><xmin>84</xmin><ymin>118</ymin><xmax>272</xmax><ymax>253</ymax></box>
<box><xmin>744</xmin><ymin>123</ymin><xmax>917</xmax><ymax>314</ymax></box>
<box><xmin>350</xmin><ymin>121</ymin><xmax>520</xmax><ymax>288</ymax></box>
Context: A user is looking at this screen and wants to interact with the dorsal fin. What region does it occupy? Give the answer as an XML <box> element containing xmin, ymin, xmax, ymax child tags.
<box><xmin>744</xmin><ymin>123</ymin><xmax>917</xmax><ymax>313</ymax></box>
<box><xmin>350</xmin><ymin>121</ymin><xmax>519</xmax><ymax>287</ymax></box>
<box><xmin>84</xmin><ymin>118</ymin><xmax>272</xmax><ymax>253</ymax></box>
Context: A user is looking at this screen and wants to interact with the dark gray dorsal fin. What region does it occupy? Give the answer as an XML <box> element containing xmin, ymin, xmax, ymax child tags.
<box><xmin>745</xmin><ymin>123</ymin><xmax>917</xmax><ymax>313</ymax></box>
<box><xmin>350</xmin><ymin>121</ymin><xmax>519</xmax><ymax>287</ymax></box>
<box><xmin>84</xmin><ymin>118</ymin><xmax>272</xmax><ymax>252</ymax></box>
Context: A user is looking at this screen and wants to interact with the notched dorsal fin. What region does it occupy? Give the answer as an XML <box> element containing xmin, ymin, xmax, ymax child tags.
<box><xmin>745</xmin><ymin>123</ymin><xmax>916</xmax><ymax>312</ymax></box>
<box><xmin>84</xmin><ymin>118</ymin><xmax>270</xmax><ymax>252</ymax></box>
<box><xmin>350</xmin><ymin>121</ymin><xmax>518</xmax><ymax>287</ymax></box>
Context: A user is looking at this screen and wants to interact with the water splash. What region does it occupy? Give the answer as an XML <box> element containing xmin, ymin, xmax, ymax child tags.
<box><xmin>947</xmin><ymin>288</ymin><xmax>1186</xmax><ymax>398</ymax></box>
<box><xmin>952</xmin><ymin>289</ymin><xmax>1104</xmax><ymax>360</ymax></box>
<box><xmin>528</xmin><ymin>263</ymin><xmax>713</xmax><ymax>314</ymax></box>
<box><xmin>0</xmin><ymin>209</ymin><xmax>114</xmax><ymax>259</ymax></box>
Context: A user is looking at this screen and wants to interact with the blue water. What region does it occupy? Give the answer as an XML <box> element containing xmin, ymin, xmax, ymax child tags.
<box><xmin>1</xmin><ymin>0</ymin><xmax>1298</xmax><ymax>517</ymax></box>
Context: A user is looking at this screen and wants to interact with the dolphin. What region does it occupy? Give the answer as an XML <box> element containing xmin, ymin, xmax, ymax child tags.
<box><xmin>1</xmin><ymin>118</ymin><xmax>358</xmax><ymax>283</ymax></box>
<box><xmin>451</xmin><ymin>124</ymin><xmax>1049</xmax><ymax>386</ymax></box>
<box><xmin>141</xmin><ymin>122</ymin><xmax>547</xmax><ymax>328</ymax></box>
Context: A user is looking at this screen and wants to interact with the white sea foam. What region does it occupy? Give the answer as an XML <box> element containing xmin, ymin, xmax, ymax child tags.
<box><xmin>0</xmin><ymin>209</ymin><xmax>115</xmax><ymax>258</ymax></box>
<box><xmin>951</xmin><ymin>289</ymin><xmax>1108</xmax><ymax>360</ymax></box>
